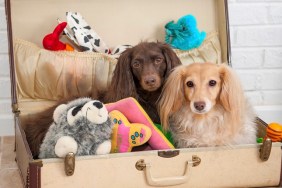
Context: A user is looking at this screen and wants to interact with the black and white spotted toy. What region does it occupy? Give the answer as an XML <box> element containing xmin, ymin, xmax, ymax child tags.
<box><xmin>62</xmin><ymin>12</ymin><xmax>132</xmax><ymax>56</ymax></box>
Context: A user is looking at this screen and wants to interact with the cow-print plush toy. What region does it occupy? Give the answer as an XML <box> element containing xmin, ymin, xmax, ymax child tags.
<box><xmin>63</xmin><ymin>11</ymin><xmax>132</xmax><ymax>55</ymax></box>
<box><xmin>110</xmin><ymin>44</ymin><xmax>132</xmax><ymax>58</ymax></box>
<box><xmin>65</xmin><ymin>12</ymin><xmax>109</xmax><ymax>53</ymax></box>
<box><xmin>38</xmin><ymin>98</ymin><xmax>113</xmax><ymax>159</ymax></box>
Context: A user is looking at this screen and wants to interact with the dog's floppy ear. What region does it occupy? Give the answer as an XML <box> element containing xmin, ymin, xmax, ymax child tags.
<box><xmin>219</xmin><ymin>64</ymin><xmax>245</xmax><ymax>124</ymax></box>
<box><xmin>105</xmin><ymin>48</ymin><xmax>138</xmax><ymax>102</ymax></box>
<box><xmin>158</xmin><ymin>65</ymin><xmax>185</xmax><ymax>131</ymax></box>
<box><xmin>159</xmin><ymin>43</ymin><xmax>182</xmax><ymax>77</ymax></box>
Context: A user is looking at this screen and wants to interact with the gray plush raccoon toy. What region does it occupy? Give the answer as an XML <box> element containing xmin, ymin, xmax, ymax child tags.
<box><xmin>39</xmin><ymin>98</ymin><xmax>113</xmax><ymax>159</ymax></box>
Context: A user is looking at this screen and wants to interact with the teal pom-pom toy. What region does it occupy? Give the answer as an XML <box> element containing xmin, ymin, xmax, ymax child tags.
<box><xmin>165</xmin><ymin>14</ymin><xmax>206</xmax><ymax>51</ymax></box>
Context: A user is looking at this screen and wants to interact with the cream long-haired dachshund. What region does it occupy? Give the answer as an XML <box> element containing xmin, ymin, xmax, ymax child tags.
<box><xmin>158</xmin><ymin>62</ymin><xmax>257</xmax><ymax>148</ymax></box>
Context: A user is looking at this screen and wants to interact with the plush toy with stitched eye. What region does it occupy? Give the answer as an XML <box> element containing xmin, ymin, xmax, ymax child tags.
<box><xmin>38</xmin><ymin>98</ymin><xmax>113</xmax><ymax>159</ymax></box>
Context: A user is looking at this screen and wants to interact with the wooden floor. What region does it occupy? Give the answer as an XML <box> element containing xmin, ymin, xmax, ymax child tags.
<box><xmin>0</xmin><ymin>136</ymin><xmax>24</xmax><ymax>188</ymax></box>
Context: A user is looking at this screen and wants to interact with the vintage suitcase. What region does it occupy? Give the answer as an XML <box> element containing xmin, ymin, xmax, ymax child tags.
<box><xmin>5</xmin><ymin>0</ymin><xmax>282</xmax><ymax>187</ymax></box>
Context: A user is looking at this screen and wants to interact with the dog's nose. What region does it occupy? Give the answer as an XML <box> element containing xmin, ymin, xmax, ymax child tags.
<box><xmin>194</xmin><ymin>101</ymin><xmax>206</xmax><ymax>111</ymax></box>
<box><xmin>93</xmin><ymin>101</ymin><xmax>103</xmax><ymax>109</ymax></box>
<box><xmin>145</xmin><ymin>78</ymin><xmax>156</xmax><ymax>85</ymax></box>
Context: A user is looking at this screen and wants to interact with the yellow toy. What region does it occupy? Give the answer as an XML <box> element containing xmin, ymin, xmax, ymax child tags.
<box><xmin>109</xmin><ymin>110</ymin><xmax>152</xmax><ymax>153</ymax></box>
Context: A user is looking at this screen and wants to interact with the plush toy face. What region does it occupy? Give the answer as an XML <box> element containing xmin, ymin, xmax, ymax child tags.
<box><xmin>66</xmin><ymin>100</ymin><xmax>108</xmax><ymax>125</ymax></box>
<box><xmin>54</xmin><ymin>99</ymin><xmax>108</xmax><ymax>126</ymax></box>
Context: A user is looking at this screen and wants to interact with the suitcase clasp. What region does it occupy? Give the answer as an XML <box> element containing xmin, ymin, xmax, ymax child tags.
<box><xmin>259</xmin><ymin>138</ymin><xmax>272</xmax><ymax>161</ymax></box>
<box><xmin>64</xmin><ymin>152</ymin><xmax>75</xmax><ymax>176</ymax></box>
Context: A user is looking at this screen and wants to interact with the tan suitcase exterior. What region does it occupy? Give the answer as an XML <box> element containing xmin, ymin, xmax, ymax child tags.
<box><xmin>5</xmin><ymin>0</ymin><xmax>282</xmax><ymax>187</ymax></box>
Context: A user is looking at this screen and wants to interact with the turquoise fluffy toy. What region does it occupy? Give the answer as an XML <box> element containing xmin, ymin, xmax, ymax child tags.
<box><xmin>165</xmin><ymin>15</ymin><xmax>206</xmax><ymax>51</ymax></box>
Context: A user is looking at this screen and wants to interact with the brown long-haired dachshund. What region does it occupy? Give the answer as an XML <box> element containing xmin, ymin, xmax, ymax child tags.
<box><xmin>103</xmin><ymin>42</ymin><xmax>182</xmax><ymax>123</ymax></box>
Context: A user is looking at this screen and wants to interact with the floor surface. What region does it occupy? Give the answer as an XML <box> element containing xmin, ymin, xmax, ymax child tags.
<box><xmin>0</xmin><ymin>136</ymin><xmax>24</xmax><ymax>188</ymax></box>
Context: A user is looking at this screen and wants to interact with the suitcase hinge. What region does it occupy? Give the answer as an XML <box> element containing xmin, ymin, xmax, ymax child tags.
<box><xmin>12</xmin><ymin>103</ymin><xmax>20</xmax><ymax>114</ymax></box>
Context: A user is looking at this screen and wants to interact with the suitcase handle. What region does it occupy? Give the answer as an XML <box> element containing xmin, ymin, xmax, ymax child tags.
<box><xmin>135</xmin><ymin>155</ymin><xmax>201</xmax><ymax>187</ymax></box>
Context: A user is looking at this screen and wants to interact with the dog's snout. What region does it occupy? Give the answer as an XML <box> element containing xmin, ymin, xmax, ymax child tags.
<box><xmin>93</xmin><ymin>101</ymin><xmax>103</xmax><ymax>109</ymax></box>
<box><xmin>194</xmin><ymin>101</ymin><xmax>206</xmax><ymax>111</ymax></box>
<box><xmin>145</xmin><ymin>77</ymin><xmax>156</xmax><ymax>86</ymax></box>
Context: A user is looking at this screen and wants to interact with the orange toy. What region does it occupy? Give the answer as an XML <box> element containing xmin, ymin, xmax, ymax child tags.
<box><xmin>266</xmin><ymin>122</ymin><xmax>282</xmax><ymax>142</ymax></box>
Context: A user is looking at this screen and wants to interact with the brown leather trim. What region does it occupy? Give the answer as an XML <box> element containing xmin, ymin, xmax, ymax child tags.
<box><xmin>15</xmin><ymin>117</ymin><xmax>34</xmax><ymax>187</ymax></box>
<box><xmin>224</xmin><ymin>0</ymin><xmax>232</xmax><ymax>66</ymax></box>
<box><xmin>29</xmin><ymin>162</ymin><xmax>41</xmax><ymax>188</ymax></box>
<box><xmin>256</xmin><ymin>117</ymin><xmax>267</xmax><ymax>138</ymax></box>
<box><xmin>256</xmin><ymin>117</ymin><xmax>268</xmax><ymax>128</ymax></box>
<box><xmin>16</xmin><ymin>117</ymin><xmax>34</xmax><ymax>158</ymax></box>
<box><xmin>4</xmin><ymin>0</ymin><xmax>18</xmax><ymax>108</ymax></box>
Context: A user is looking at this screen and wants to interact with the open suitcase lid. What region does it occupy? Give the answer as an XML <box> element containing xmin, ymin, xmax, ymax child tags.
<box><xmin>5</xmin><ymin>0</ymin><xmax>231</xmax><ymax>112</ymax></box>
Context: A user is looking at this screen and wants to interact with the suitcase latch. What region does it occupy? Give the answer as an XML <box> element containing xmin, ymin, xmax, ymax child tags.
<box><xmin>64</xmin><ymin>152</ymin><xmax>75</xmax><ymax>176</ymax></box>
<box><xmin>259</xmin><ymin>138</ymin><xmax>272</xmax><ymax>161</ymax></box>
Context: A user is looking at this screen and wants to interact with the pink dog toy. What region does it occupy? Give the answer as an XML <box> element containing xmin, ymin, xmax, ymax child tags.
<box><xmin>106</xmin><ymin>97</ymin><xmax>174</xmax><ymax>150</ymax></box>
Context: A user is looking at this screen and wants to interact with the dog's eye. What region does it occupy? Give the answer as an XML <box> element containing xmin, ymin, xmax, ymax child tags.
<box><xmin>132</xmin><ymin>61</ymin><xmax>141</xmax><ymax>68</ymax></box>
<box><xmin>209</xmin><ymin>80</ymin><xmax>217</xmax><ymax>86</ymax></box>
<box><xmin>155</xmin><ymin>58</ymin><xmax>163</xmax><ymax>64</ymax></box>
<box><xmin>186</xmin><ymin>81</ymin><xmax>194</xmax><ymax>88</ymax></box>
